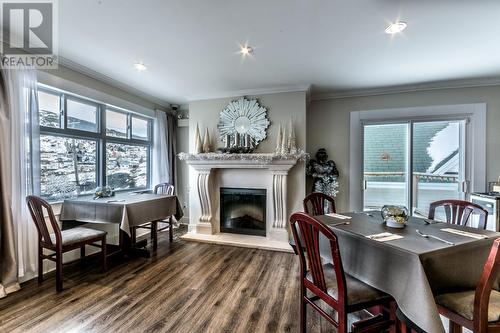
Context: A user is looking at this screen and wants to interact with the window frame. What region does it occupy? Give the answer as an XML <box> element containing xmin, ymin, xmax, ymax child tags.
<box><xmin>34</xmin><ymin>85</ymin><xmax>154</xmax><ymax>201</ymax></box>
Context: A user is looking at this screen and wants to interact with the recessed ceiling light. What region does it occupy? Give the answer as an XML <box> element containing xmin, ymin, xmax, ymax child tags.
<box><xmin>239</xmin><ymin>45</ymin><xmax>253</xmax><ymax>56</ymax></box>
<box><xmin>134</xmin><ymin>62</ymin><xmax>147</xmax><ymax>71</ymax></box>
<box><xmin>385</xmin><ymin>21</ymin><xmax>407</xmax><ymax>34</ymax></box>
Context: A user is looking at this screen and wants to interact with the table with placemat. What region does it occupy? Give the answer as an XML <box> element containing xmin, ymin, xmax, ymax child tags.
<box><xmin>314</xmin><ymin>212</ymin><xmax>500</xmax><ymax>333</ymax></box>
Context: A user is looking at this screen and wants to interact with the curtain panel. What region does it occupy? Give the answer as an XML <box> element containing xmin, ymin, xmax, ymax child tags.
<box><xmin>153</xmin><ymin>110</ymin><xmax>177</xmax><ymax>188</ymax></box>
<box><xmin>0</xmin><ymin>65</ymin><xmax>39</xmax><ymax>298</ymax></box>
<box><xmin>0</xmin><ymin>68</ymin><xmax>20</xmax><ymax>297</ymax></box>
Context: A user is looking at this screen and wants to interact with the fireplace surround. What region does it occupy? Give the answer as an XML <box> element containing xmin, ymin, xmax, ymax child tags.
<box><xmin>179</xmin><ymin>152</ymin><xmax>305</xmax><ymax>252</ymax></box>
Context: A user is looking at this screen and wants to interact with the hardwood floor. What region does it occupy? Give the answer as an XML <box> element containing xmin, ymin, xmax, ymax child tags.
<box><xmin>0</xmin><ymin>226</ymin><xmax>342</xmax><ymax>333</ymax></box>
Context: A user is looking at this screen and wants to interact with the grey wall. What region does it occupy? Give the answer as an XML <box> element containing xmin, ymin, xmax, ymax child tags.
<box><xmin>38</xmin><ymin>65</ymin><xmax>166</xmax><ymax>116</ymax></box>
<box><xmin>181</xmin><ymin>91</ymin><xmax>307</xmax><ymax>219</ymax></box>
<box><xmin>307</xmin><ymin>85</ymin><xmax>500</xmax><ymax>212</ymax></box>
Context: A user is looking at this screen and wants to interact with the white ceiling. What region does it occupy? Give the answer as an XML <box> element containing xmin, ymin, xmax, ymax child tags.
<box><xmin>54</xmin><ymin>0</ymin><xmax>500</xmax><ymax>104</ymax></box>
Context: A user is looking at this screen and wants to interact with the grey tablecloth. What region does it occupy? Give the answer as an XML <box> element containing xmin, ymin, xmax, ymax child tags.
<box><xmin>316</xmin><ymin>213</ymin><xmax>500</xmax><ymax>333</ymax></box>
<box><xmin>60</xmin><ymin>193</ymin><xmax>184</xmax><ymax>236</ymax></box>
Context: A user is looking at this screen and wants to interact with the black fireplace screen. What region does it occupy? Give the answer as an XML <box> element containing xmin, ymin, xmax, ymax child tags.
<box><xmin>220</xmin><ymin>187</ymin><xmax>266</xmax><ymax>236</ymax></box>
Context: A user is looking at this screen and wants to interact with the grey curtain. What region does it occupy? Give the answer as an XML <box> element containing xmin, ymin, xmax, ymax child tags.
<box><xmin>166</xmin><ymin>112</ymin><xmax>177</xmax><ymax>187</ymax></box>
<box><xmin>153</xmin><ymin>110</ymin><xmax>177</xmax><ymax>187</ymax></box>
<box><xmin>0</xmin><ymin>67</ymin><xmax>20</xmax><ymax>298</ymax></box>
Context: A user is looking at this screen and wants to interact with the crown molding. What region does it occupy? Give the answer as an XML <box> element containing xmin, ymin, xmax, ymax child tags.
<box><xmin>311</xmin><ymin>77</ymin><xmax>500</xmax><ymax>101</ymax></box>
<box><xmin>187</xmin><ymin>84</ymin><xmax>311</xmax><ymax>102</ymax></box>
<box><xmin>56</xmin><ymin>56</ymin><xmax>172</xmax><ymax>108</ymax></box>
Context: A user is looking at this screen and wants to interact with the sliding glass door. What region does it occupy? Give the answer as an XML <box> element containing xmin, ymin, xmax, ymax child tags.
<box><xmin>363</xmin><ymin>119</ymin><xmax>466</xmax><ymax>215</ymax></box>
<box><xmin>363</xmin><ymin>123</ymin><xmax>409</xmax><ymax>210</ymax></box>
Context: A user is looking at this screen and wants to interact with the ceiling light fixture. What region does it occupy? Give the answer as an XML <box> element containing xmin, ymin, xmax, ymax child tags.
<box><xmin>385</xmin><ymin>21</ymin><xmax>407</xmax><ymax>34</ymax></box>
<box><xmin>134</xmin><ymin>62</ymin><xmax>147</xmax><ymax>71</ymax></box>
<box><xmin>239</xmin><ymin>45</ymin><xmax>253</xmax><ymax>56</ymax></box>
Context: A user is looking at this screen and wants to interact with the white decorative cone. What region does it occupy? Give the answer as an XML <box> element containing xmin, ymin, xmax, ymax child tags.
<box><xmin>275</xmin><ymin>124</ymin><xmax>283</xmax><ymax>154</ymax></box>
<box><xmin>280</xmin><ymin>123</ymin><xmax>288</xmax><ymax>154</ymax></box>
<box><xmin>203</xmin><ymin>128</ymin><xmax>210</xmax><ymax>153</ymax></box>
<box><xmin>288</xmin><ymin>119</ymin><xmax>297</xmax><ymax>154</ymax></box>
<box><xmin>194</xmin><ymin>123</ymin><xmax>203</xmax><ymax>154</ymax></box>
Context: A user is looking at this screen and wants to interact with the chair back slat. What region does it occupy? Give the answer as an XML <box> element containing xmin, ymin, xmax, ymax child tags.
<box><xmin>290</xmin><ymin>212</ymin><xmax>347</xmax><ymax>307</ymax></box>
<box><xmin>474</xmin><ymin>238</ymin><xmax>500</xmax><ymax>333</ymax></box>
<box><xmin>26</xmin><ymin>195</ymin><xmax>61</xmax><ymax>247</ymax></box>
<box><xmin>303</xmin><ymin>192</ymin><xmax>336</xmax><ymax>216</ymax></box>
<box><xmin>154</xmin><ymin>183</ymin><xmax>174</xmax><ymax>195</ymax></box>
<box><xmin>429</xmin><ymin>200</ymin><xmax>488</xmax><ymax>229</ymax></box>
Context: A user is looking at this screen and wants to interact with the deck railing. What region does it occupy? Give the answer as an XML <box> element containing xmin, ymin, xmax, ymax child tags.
<box><xmin>363</xmin><ymin>172</ymin><xmax>460</xmax><ymax>210</ymax></box>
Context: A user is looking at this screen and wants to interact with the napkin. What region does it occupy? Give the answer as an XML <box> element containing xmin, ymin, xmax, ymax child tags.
<box><xmin>325</xmin><ymin>213</ymin><xmax>352</xmax><ymax>220</ymax></box>
<box><xmin>440</xmin><ymin>228</ymin><xmax>488</xmax><ymax>239</ymax></box>
<box><xmin>366</xmin><ymin>232</ymin><xmax>403</xmax><ymax>242</ymax></box>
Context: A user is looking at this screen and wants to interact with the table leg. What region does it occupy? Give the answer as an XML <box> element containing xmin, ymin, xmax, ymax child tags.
<box><xmin>119</xmin><ymin>230</ymin><xmax>150</xmax><ymax>258</ymax></box>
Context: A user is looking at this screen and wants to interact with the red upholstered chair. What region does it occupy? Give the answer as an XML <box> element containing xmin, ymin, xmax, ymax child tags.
<box><xmin>303</xmin><ymin>192</ymin><xmax>336</xmax><ymax>216</ymax></box>
<box><xmin>290</xmin><ymin>212</ymin><xmax>394</xmax><ymax>333</ymax></box>
<box><xmin>26</xmin><ymin>195</ymin><xmax>107</xmax><ymax>292</ymax></box>
<box><xmin>132</xmin><ymin>183</ymin><xmax>175</xmax><ymax>250</ymax></box>
<box><xmin>428</xmin><ymin>199</ymin><xmax>488</xmax><ymax>229</ymax></box>
<box><xmin>435</xmin><ymin>238</ymin><xmax>500</xmax><ymax>333</ymax></box>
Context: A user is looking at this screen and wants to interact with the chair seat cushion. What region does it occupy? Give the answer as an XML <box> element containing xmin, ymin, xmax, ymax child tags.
<box><xmin>306</xmin><ymin>263</ymin><xmax>390</xmax><ymax>306</ymax></box>
<box><xmin>50</xmin><ymin>227</ymin><xmax>106</xmax><ymax>246</ymax></box>
<box><xmin>435</xmin><ymin>290</ymin><xmax>500</xmax><ymax>323</ymax></box>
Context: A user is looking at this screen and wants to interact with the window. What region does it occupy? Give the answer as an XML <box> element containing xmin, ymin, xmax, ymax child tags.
<box><xmin>349</xmin><ymin>104</ymin><xmax>486</xmax><ymax>214</ymax></box>
<box><xmin>362</xmin><ymin>120</ymin><xmax>465</xmax><ymax>212</ymax></box>
<box><xmin>106</xmin><ymin>143</ymin><xmax>148</xmax><ymax>190</ymax></box>
<box><xmin>66</xmin><ymin>98</ymin><xmax>98</xmax><ymax>132</ymax></box>
<box><xmin>35</xmin><ymin>86</ymin><xmax>153</xmax><ymax>201</ymax></box>
<box><xmin>38</xmin><ymin>90</ymin><xmax>61</xmax><ymax>128</ymax></box>
<box><xmin>106</xmin><ymin>109</ymin><xmax>127</xmax><ymax>138</ymax></box>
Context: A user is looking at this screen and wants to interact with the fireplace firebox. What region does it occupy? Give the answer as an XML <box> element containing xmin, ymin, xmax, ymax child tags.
<box><xmin>220</xmin><ymin>187</ymin><xmax>266</xmax><ymax>236</ymax></box>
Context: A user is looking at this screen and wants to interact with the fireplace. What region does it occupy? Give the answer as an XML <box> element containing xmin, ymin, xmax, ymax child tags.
<box><xmin>220</xmin><ymin>187</ymin><xmax>266</xmax><ymax>236</ymax></box>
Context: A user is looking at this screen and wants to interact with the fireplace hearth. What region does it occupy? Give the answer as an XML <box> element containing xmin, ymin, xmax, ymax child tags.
<box><xmin>220</xmin><ymin>187</ymin><xmax>266</xmax><ymax>236</ymax></box>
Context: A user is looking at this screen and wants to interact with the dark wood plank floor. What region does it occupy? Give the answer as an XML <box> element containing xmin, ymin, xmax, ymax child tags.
<box><xmin>0</xmin><ymin>227</ymin><xmax>341</xmax><ymax>333</ymax></box>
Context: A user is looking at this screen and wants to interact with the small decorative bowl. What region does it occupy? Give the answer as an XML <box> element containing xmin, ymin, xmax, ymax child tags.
<box><xmin>94</xmin><ymin>186</ymin><xmax>114</xmax><ymax>199</ymax></box>
<box><xmin>381</xmin><ymin>205</ymin><xmax>409</xmax><ymax>228</ymax></box>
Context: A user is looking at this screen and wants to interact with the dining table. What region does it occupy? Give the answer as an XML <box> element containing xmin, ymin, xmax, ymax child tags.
<box><xmin>313</xmin><ymin>212</ymin><xmax>500</xmax><ymax>333</ymax></box>
<box><xmin>59</xmin><ymin>192</ymin><xmax>184</xmax><ymax>255</ymax></box>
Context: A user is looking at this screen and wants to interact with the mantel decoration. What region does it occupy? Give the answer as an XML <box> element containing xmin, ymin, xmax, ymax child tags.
<box><xmin>306</xmin><ymin>148</ymin><xmax>339</xmax><ymax>197</ymax></box>
<box><xmin>178</xmin><ymin>151</ymin><xmax>309</xmax><ymax>163</ymax></box>
<box><xmin>217</xmin><ymin>97</ymin><xmax>270</xmax><ymax>152</ymax></box>
<box><xmin>194</xmin><ymin>123</ymin><xmax>203</xmax><ymax>154</ymax></box>
<box><xmin>275</xmin><ymin>119</ymin><xmax>297</xmax><ymax>155</ymax></box>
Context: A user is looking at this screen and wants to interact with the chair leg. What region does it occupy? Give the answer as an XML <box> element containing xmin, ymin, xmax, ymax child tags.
<box><xmin>389</xmin><ymin>301</ymin><xmax>397</xmax><ymax>333</ymax></box>
<box><xmin>38</xmin><ymin>244</ymin><xmax>44</xmax><ymax>283</ymax></box>
<box><xmin>169</xmin><ymin>220</ymin><xmax>173</xmax><ymax>243</ymax></box>
<box><xmin>449</xmin><ymin>320</ymin><xmax>462</xmax><ymax>333</ymax></box>
<box><xmin>151</xmin><ymin>221</ymin><xmax>158</xmax><ymax>251</ymax></box>
<box><xmin>101</xmin><ymin>237</ymin><xmax>107</xmax><ymax>273</ymax></box>
<box><xmin>80</xmin><ymin>245</ymin><xmax>85</xmax><ymax>264</ymax></box>
<box><xmin>300</xmin><ymin>287</ymin><xmax>307</xmax><ymax>333</ymax></box>
<box><xmin>130</xmin><ymin>227</ymin><xmax>136</xmax><ymax>245</ymax></box>
<box><xmin>56</xmin><ymin>251</ymin><xmax>63</xmax><ymax>292</ymax></box>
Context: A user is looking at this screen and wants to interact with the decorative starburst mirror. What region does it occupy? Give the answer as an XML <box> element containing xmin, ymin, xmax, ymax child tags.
<box><xmin>218</xmin><ymin>97</ymin><xmax>270</xmax><ymax>146</ymax></box>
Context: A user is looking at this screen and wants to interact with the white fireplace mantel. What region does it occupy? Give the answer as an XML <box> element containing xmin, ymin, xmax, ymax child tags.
<box><xmin>179</xmin><ymin>152</ymin><xmax>306</xmax><ymax>251</ymax></box>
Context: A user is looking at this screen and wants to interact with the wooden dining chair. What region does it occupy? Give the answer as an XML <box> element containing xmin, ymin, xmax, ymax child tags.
<box><xmin>435</xmin><ymin>237</ymin><xmax>500</xmax><ymax>333</ymax></box>
<box><xmin>290</xmin><ymin>212</ymin><xmax>394</xmax><ymax>333</ymax></box>
<box><xmin>428</xmin><ymin>199</ymin><xmax>488</xmax><ymax>230</ymax></box>
<box><xmin>132</xmin><ymin>183</ymin><xmax>175</xmax><ymax>250</ymax></box>
<box><xmin>303</xmin><ymin>192</ymin><xmax>336</xmax><ymax>216</ymax></box>
<box><xmin>290</xmin><ymin>192</ymin><xmax>338</xmax><ymax>254</ymax></box>
<box><xmin>26</xmin><ymin>195</ymin><xmax>107</xmax><ymax>292</ymax></box>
